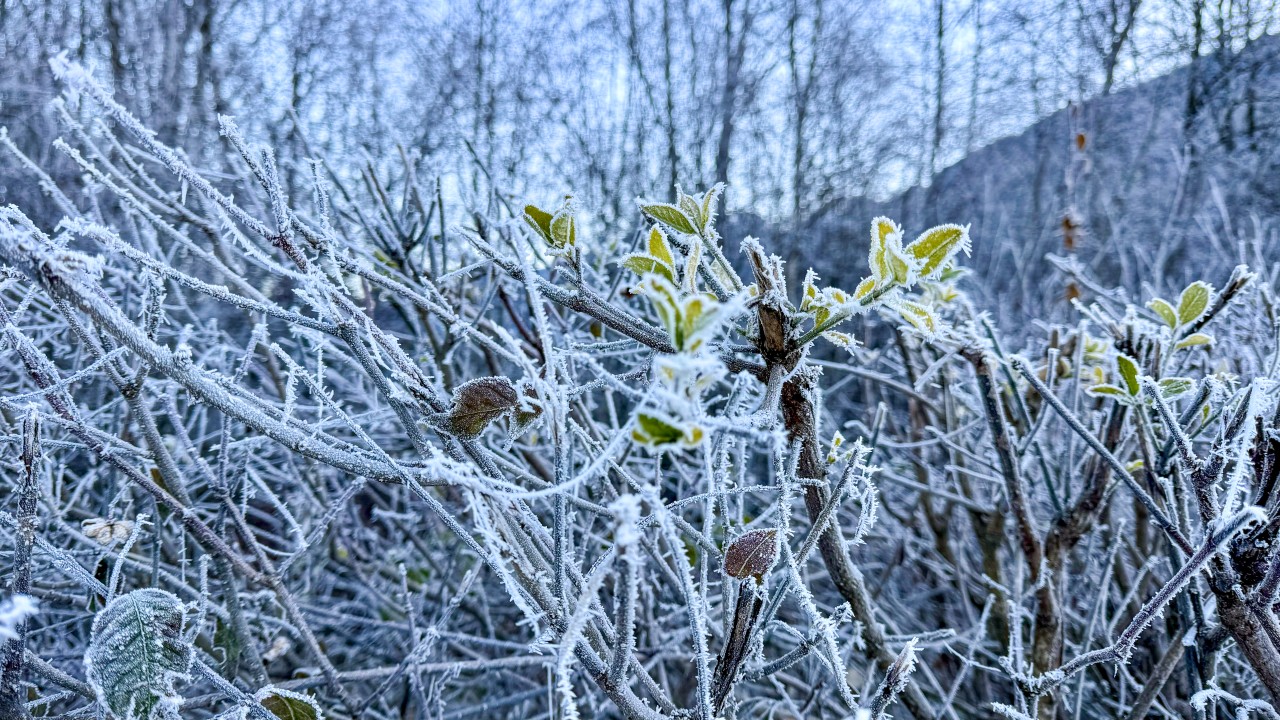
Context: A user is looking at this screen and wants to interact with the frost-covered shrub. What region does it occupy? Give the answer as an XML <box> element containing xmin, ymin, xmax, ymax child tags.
<box><xmin>2</xmin><ymin>57</ymin><xmax>1280</xmax><ymax>720</ymax></box>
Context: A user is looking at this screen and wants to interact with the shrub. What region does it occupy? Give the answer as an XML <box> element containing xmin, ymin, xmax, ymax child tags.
<box><xmin>2</xmin><ymin>57</ymin><xmax>1279</xmax><ymax>720</ymax></box>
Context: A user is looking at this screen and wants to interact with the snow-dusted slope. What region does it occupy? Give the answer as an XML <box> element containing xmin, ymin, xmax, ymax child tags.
<box><xmin>748</xmin><ymin>34</ymin><xmax>1280</xmax><ymax>325</ymax></box>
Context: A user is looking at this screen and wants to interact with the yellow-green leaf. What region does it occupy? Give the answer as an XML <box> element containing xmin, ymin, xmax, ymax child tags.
<box><xmin>906</xmin><ymin>224</ymin><xmax>971</xmax><ymax>278</ymax></box>
<box><xmin>869</xmin><ymin>217</ymin><xmax>901</xmax><ymax>281</ymax></box>
<box><xmin>631</xmin><ymin>413</ymin><xmax>704</xmax><ymax>448</ymax></box>
<box><xmin>634</xmin><ymin>414</ymin><xmax>684</xmax><ymax>445</ymax></box>
<box><xmin>1147</xmin><ymin>298</ymin><xmax>1177</xmax><ymax>328</ymax></box>
<box><xmin>682</xmin><ymin>236</ymin><xmax>703</xmax><ymax>294</ymax></box>
<box><xmin>647</xmin><ymin>226</ymin><xmax>674</xmax><ymax>266</ymax></box>
<box><xmin>549</xmin><ymin>202</ymin><xmax>575</xmax><ymax>248</ymax></box>
<box><xmin>524</xmin><ymin>197</ymin><xmax>575</xmax><ymax>248</ymax></box>
<box><xmin>1086</xmin><ymin>384</ymin><xmax>1127</xmax><ymax>398</ymax></box>
<box><xmin>897</xmin><ymin>301</ymin><xmax>937</xmax><ymax>334</ymax></box>
<box><xmin>1177</xmin><ymin>281</ymin><xmax>1212</xmax><ymax>326</ymax></box>
<box><xmin>800</xmin><ymin>269</ymin><xmax>821</xmax><ymax>311</ymax></box>
<box><xmin>637</xmin><ymin>275</ymin><xmax>683</xmax><ymax>345</ymax></box>
<box><xmin>680</xmin><ymin>293</ymin><xmax>721</xmax><ymax>352</ymax></box>
<box><xmin>1175</xmin><ymin>333</ymin><xmax>1214</xmax><ymax>350</ymax></box>
<box><xmin>854</xmin><ymin>276</ymin><xmax>876</xmax><ymax>300</ymax></box>
<box><xmin>1116</xmin><ymin>354</ymin><xmax>1140</xmax><ymax>396</ymax></box>
<box><xmin>700</xmin><ymin>184</ymin><xmax>723</xmax><ymax>232</ymax></box>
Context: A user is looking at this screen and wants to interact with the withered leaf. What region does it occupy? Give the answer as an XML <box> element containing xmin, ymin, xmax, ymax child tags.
<box><xmin>723</xmin><ymin>529</ymin><xmax>779</xmax><ymax>580</ymax></box>
<box><xmin>508</xmin><ymin>383</ymin><xmax>543</xmax><ymax>442</ymax></box>
<box><xmin>433</xmin><ymin>376</ymin><xmax>519</xmax><ymax>438</ymax></box>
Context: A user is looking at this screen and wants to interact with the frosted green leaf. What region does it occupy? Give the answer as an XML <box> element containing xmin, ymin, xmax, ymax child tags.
<box><xmin>1175</xmin><ymin>333</ymin><xmax>1214</xmax><ymax>350</ymax></box>
<box><xmin>868</xmin><ymin>217</ymin><xmax>913</xmax><ymax>285</ymax></box>
<box><xmin>1158</xmin><ymin>377</ymin><xmax>1194</xmax><ymax>398</ymax></box>
<box><xmin>523</xmin><ymin>204</ymin><xmax>553</xmax><ymax>242</ymax></box>
<box><xmin>682</xmin><ymin>235</ymin><xmax>703</xmax><ymax>294</ymax></box>
<box><xmin>1086</xmin><ymin>384</ymin><xmax>1127</xmax><ymax>398</ymax></box>
<box><xmin>621</xmin><ymin>254</ymin><xmax>675</xmax><ymax>283</ymax></box>
<box><xmin>906</xmin><ymin>224</ymin><xmax>970</xmax><ymax>278</ymax></box>
<box><xmin>524</xmin><ymin>197</ymin><xmax>575</xmax><ymax>248</ymax></box>
<box><xmin>678</xmin><ymin>194</ymin><xmax>703</xmax><ymax>230</ymax></box>
<box><xmin>1147</xmin><ymin>298</ymin><xmax>1177</xmax><ymax>327</ymax></box>
<box><xmin>800</xmin><ymin>269</ymin><xmax>820</xmax><ymax>311</ymax></box>
<box><xmin>549</xmin><ymin>205</ymin><xmax>575</xmax><ymax>248</ymax></box>
<box><xmin>259</xmin><ymin>689</ymin><xmax>324</xmax><ymax>720</ymax></box>
<box><xmin>640</xmin><ymin>203</ymin><xmax>698</xmax><ymax>235</ymax></box>
<box><xmin>854</xmin><ymin>276</ymin><xmax>876</xmax><ymax>300</ymax></box>
<box><xmin>1116</xmin><ymin>354</ymin><xmax>1140</xmax><ymax>396</ymax></box>
<box><xmin>1177</xmin><ymin>281</ymin><xmax>1212</xmax><ymax>326</ymax></box>
<box><xmin>680</xmin><ymin>293</ymin><xmax>720</xmax><ymax>352</ymax></box>
<box><xmin>84</xmin><ymin>589</ymin><xmax>191</xmax><ymax>719</ymax></box>
<box><xmin>631</xmin><ymin>413</ymin><xmax>703</xmax><ymax>448</ymax></box>
<box><xmin>637</xmin><ymin>275</ymin><xmax>682</xmax><ymax>346</ymax></box>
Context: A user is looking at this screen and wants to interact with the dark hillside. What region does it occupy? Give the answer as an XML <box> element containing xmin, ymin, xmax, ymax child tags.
<box><xmin>737</xmin><ymin>33</ymin><xmax>1280</xmax><ymax>325</ymax></box>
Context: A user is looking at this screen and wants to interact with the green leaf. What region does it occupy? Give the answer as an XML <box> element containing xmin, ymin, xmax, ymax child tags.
<box><xmin>550</xmin><ymin>207</ymin><xmax>575</xmax><ymax>248</ymax></box>
<box><xmin>523</xmin><ymin>204</ymin><xmax>553</xmax><ymax>242</ymax></box>
<box><xmin>637</xmin><ymin>275</ymin><xmax>682</xmax><ymax>346</ymax></box>
<box><xmin>681</xmin><ymin>234</ymin><xmax>703</xmax><ymax>294</ymax></box>
<box><xmin>259</xmin><ymin>689</ymin><xmax>323</xmax><ymax>720</ymax></box>
<box><xmin>1086</xmin><ymin>384</ymin><xmax>1127</xmax><ymax>398</ymax></box>
<box><xmin>1177</xmin><ymin>281</ymin><xmax>1212</xmax><ymax>326</ymax></box>
<box><xmin>631</xmin><ymin>413</ymin><xmax>703</xmax><ymax>448</ymax></box>
<box><xmin>1175</xmin><ymin>333</ymin><xmax>1214</xmax><ymax>350</ymax></box>
<box><xmin>1147</xmin><ymin>298</ymin><xmax>1177</xmax><ymax>328</ymax></box>
<box><xmin>214</xmin><ymin>616</ymin><xmax>240</xmax><ymax>672</ymax></box>
<box><xmin>85</xmin><ymin>589</ymin><xmax>191</xmax><ymax>719</ymax></box>
<box><xmin>634</xmin><ymin>414</ymin><xmax>684</xmax><ymax>445</ymax></box>
<box><xmin>640</xmin><ymin>203</ymin><xmax>698</xmax><ymax>235</ymax></box>
<box><xmin>621</xmin><ymin>254</ymin><xmax>675</xmax><ymax>283</ymax></box>
<box><xmin>906</xmin><ymin>224</ymin><xmax>970</xmax><ymax>278</ymax></box>
<box><xmin>678</xmin><ymin>194</ymin><xmax>703</xmax><ymax>230</ymax></box>
<box><xmin>433</xmin><ymin>377</ymin><xmax>519</xmax><ymax>438</ymax></box>
<box><xmin>1158</xmin><ymin>377</ymin><xmax>1195</xmax><ymax>399</ymax></box>
<box><xmin>524</xmin><ymin>197</ymin><xmax>575</xmax><ymax>248</ymax></box>
<box><xmin>1116</xmin><ymin>354</ymin><xmax>1140</xmax><ymax>396</ymax></box>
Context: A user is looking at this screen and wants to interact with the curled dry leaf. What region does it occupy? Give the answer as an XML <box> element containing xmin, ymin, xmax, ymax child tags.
<box><xmin>81</xmin><ymin>518</ymin><xmax>134</xmax><ymax>545</ymax></box>
<box><xmin>723</xmin><ymin>529</ymin><xmax>779</xmax><ymax>580</ymax></box>
<box><xmin>432</xmin><ymin>376</ymin><xmax>519</xmax><ymax>438</ymax></box>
